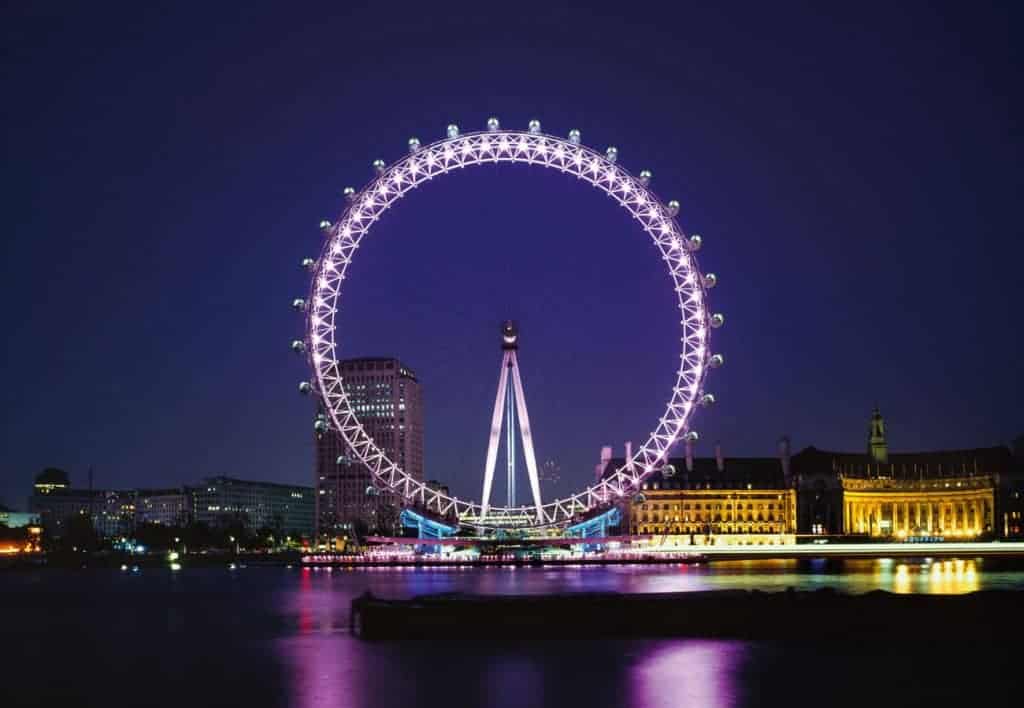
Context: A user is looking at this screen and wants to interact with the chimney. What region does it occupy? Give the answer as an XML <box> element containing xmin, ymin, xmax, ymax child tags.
<box><xmin>685</xmin><ymin>437</ymin><xmax>694</xmax><ymax>473</ymax></box>
<box><xmin>778</xmin><ymin>436</ymin><xmax>791</xmax><ymax>484</ymax></box>
<box><xmin>715</xmin><ymin>442</ymin><xmax>724</xmax><ymax>473</ymax></box>
<box><xmin>625</xmin><ymin>440</ymin><xmax>633</xmax><ymax>467</ymax></box>
<box><xmin>595</xmin><ymin>445</ymin><xmax>613</xmax><ymax>481</ymax></box>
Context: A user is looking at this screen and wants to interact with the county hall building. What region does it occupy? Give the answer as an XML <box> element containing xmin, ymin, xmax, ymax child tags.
<box><xmin>794</xmin><ymin>408</ymin><xmax>1020</xmax><ymax>539</ymax></box>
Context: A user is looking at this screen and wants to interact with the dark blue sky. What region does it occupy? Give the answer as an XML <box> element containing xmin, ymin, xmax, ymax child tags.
<box><xmin>2</xmin><ymin>1</ymin><xmax>1020</xmax><ymax>507</ymax></box>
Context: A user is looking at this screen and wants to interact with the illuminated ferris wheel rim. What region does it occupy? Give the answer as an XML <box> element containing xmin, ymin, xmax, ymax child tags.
<box><xmin>301</xmin><ymin>119</ymin><xmax>723</xmax><ymax>529</ymax></box>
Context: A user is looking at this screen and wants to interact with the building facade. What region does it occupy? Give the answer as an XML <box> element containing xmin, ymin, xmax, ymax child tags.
<box><xmin>315</xmin><ymin>358</ymin><xmax>424</xmax><ymax>541</ymax></box>
<box><xmin>190</xmin><ymin>477</ymin><xmax>314</xmax><ymax>537</ymax></box>
<box><xmin>28</xmin><ymin>469</ymin><xmax>100</xmax><ymax>538</ymax></box>
<box><xmin>94</xmin><ymin>490</ymin><xmax>136</xmax><ymax>538</ymax></box>
<box><xmin>0</xmin><ymin>507</ymin><xmax>40</xmax><ymax>529</ymax></box>
<box><xmin>597</xmin><ymin>439</ymin><xmax>797</xmax><ymax>545</ymax></box>
<box><xmin>134</xmin><ymin>488</ymin><xmax>190</xmax><ymax>526</ymax></box>
<box><xmin>795</xmin><ymin>409</ymin><xmax>1015</xmax><ymax>538</ymax></box>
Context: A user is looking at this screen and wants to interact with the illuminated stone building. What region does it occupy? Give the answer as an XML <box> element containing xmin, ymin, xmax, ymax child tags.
<box><xmin>794</xmin><ymin>408</ymin><xmax>1016</xmax><ymax>538</ymax></box>
<box><xmin>598</xmin><ymin>439</ymin><xmax>797</xmax><ymax>545</ymax></box>
<box><xmin>315</xmin><ymin>358</ymin><xmax>424</xmax><ymax>541</ymax></box>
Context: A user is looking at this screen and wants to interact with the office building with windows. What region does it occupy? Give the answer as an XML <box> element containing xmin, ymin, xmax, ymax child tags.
<box><xmin>315</xmin><ymin>357</ymin><xmax>424</xmax><ymax>541</ymax></box>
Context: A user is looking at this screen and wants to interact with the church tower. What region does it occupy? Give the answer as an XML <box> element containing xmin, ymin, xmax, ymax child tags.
<box><xmin>868</xmin><ymin>407</ymin><xmax>888</xmax><ymax>463</ymax></box>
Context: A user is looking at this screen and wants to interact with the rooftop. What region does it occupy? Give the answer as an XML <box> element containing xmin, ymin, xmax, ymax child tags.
<box><xmin>602</xmin><ymin>456</ymin><xmax>789</xmax><ymax>490</ymax></box>
<box><xmin>793</xmin><ymin>445</ymin><xmax>1014</xmax><ymax>479</ymax></box>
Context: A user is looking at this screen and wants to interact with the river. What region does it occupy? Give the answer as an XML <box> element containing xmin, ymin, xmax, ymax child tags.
<box><xmin>2</xmin><ymin>558</ymin><xmax>1019</xmax><ymax>707</ymax></box>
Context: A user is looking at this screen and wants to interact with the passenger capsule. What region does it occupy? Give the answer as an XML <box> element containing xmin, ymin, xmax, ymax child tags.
<box><xmin>408</xmin><ymin>137</ymin><xmax>421</xmax><ymax>153</ymax></box>
<box><xmin>446</xmin><ymin>124</ymin><xmax>459</xmax><ymax>139</ymax></box>
<box><xmin>487</xmin><ymin>117</ymin><xmax>500</xmax><ymax>131</ymax></box>
<box><xmin>319</xmin><ymin>220</ymin><xmax>332</xmax><ymax>230</ymax></box>
<box><xmin>372</xmin><ymin>159</ymin><xmax>386</xmax><ymax>173</ymax></box>
<box><xmin>605</xmin><ymin>146</ymin><xmax>618</xmax><ymax>163</ymax></box>
<box><xmin>701</xmin><ymin>393</ymin><xmax>716</xmax><ymax>407</ymax></box>
<box><xmin>661</xmin><ymin>463</ymin><xmax>677</xmax><ymax>478</ymax></box>
<box><xmin>667</xmin><ymin>200</ymin><xmax>680</xmax><ymax>216</ymax></box>
<box><xmin>300</xmin><ymin>257</ymin><xmax>316</xmax><ymax>271</ymax></box>
<box><xmin>702</xmin><ymin>273</ymin><xmax>717</xmax><ymax>289</ymax></box>
<box><xmin>709</xmin><ymin>353</ymin><xmax>724</xmax><ymax>368</ymax></box>
<box><xmin>568</xmin><ymin>129</ymin><xmax>581</xmax><ymax>145</ymax></box>
<box><xmin>290</xmin><ymin>340</ymin><xmax>306</xmax><ymax>353</ymax></box>
<box><xmin>291</xmin><ymin>298</ymin><xmax>306</xmax><ymax>311</ymax></box>
<box><xmin>685</xmin><ymin>430</ymin><xmax>700</xmax><ymax>442</ymax></box>
<box><xmin>298</xmin><ymin>381</ymin><xmax>312</xmax><ymax>395</ymax></box>
<box><xmin>639</xmin><ymin>170</ymin><xmax>652</xmax><ymax>186</ymax></box>
<box><xmin>314</xmin><ymin>419</ymin><xmax>329</xmax><ymax>433</ymax></box>
<box><xmin>710</xmin><ymin>313</ymin><xmax>725</xmax><ymax>328</ymax></box>
<box><xmin>365</xmin><ymin>486</ymin><xmax>379</xmax><ymax>497</ymax></box>
<box><xmin>343</xmin><ymin>186</ymin><xmax>356</xmax><ymax>200</ymax></box>
<box><xmin>528</xmin><ymin>119</ymin><xmax>541</xmax><ymax>134</ymax></box>
<box><xmin>688</xmin><ymin>234</ymin><xmax>702</xmax><ymax>251</ymax></box>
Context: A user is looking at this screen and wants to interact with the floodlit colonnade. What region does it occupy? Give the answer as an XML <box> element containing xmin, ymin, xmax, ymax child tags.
<box><xmin>843</xmin><ymin>490</ymin><xmax>993</xmax><ymax>537</ymax></box>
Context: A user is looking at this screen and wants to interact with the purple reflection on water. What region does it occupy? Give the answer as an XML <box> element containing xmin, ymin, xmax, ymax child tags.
<box><xmin>482</xmin><ymin>655</ymin><xmax>545</xmax><ymax>708</ymax></box>
<box><xmin>632</xmin><ymin>641</ymin><xmax>747</xmax><ymax>708</ymax></box>
<box><xmin>274</xmin><ymin>566</ymin><xmax>754</xmax><ymax>708</ymax></box>
<box><xmin>283</xmin><ymin>634</ymin><xmax>363</xmax><ymax>708</ymax></box>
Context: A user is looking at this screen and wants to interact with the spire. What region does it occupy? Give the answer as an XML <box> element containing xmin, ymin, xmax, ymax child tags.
<box><xmin>868</xmin><ymin>406</ymin><xmax>888</xmax><ymax>463</ymax></box>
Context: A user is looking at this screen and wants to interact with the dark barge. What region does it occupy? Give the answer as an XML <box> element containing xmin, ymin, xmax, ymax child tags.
<box><xmin>351</xmin><ymin>588</ymin><xmax>1023</xmax><ymax>640</ymax></box>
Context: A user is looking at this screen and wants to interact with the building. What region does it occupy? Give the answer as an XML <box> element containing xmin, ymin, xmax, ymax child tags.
<box><xmin>29</xmin><ymin>475</ymin><xmax>135</xmax><ymax>539</ymax></box>
<box><xmin>0</xmin><ymin>506</ymin><xmax>41</xmax><ymax>529</ymax></box>
<box><xmin>28</xmin><ymin>468</ymin><xmax>101</xmax><ymax>538</ymax></box>
<box><xmin>794</xmin><ymin>408</ymin><xmax>1016</xmax><ymax>538</ymax></box>
<box><xmin>134</xmin><ymin>488</ymin><xmax>190</xmax><ymax>526</ymax></box>
<box><xmin>32</xmin><ymin>468</ymin><xmax>69</xmax><ymax>495</ymax></box>
<box><xmin>191</xmin><ymin>476</ymin><xmax>314</xmax><ymax>537</ymax></box>
<box><xmin>28</xmin><ymin>470</ymin><xmax>186</xmax><ymax>539</ymax></box>
<box><xmin>0</xmin><ymin>505</ymin><xmax>41</xmax><ymax>553</ymax></box>
<box><xmin>94</xmin><ymin>490</ymin><xmax>135</xmax><ymax>538</ymax></box>
<box><xmin>315</xmin><ymin>357</ymin><xmax>424</xmax><ymax>541</ymax></box>
<box><xmin>1002</xmin><ymin>435</ymin><xmax>1024</xmax><ymax>537</ymax></box>
<box><xmin>597</xmin><ymin>439</ymin><xmax>797</xmax><ymax>545</ymax></box>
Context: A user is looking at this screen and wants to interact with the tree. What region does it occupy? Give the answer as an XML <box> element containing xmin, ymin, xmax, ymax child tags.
<box><xmin>63</xmin><ymin>513</ymin><xmax>100</xmax><ymax>552</ymax></box>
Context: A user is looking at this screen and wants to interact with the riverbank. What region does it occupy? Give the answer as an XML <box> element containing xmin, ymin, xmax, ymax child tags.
<box><xmin>0</xmin><ymin>550</ymin><xmax>304</xmax><ymax>571</ymax></box>
<box><xmin>6</xmin><ymin>540</ymin><xmax>1024</xmax><ymax>572</ymax></box>
<box><xmin>351</xmin><ymin>587</ymin><xmax>1024</xmax><ymax>640</ymax></box>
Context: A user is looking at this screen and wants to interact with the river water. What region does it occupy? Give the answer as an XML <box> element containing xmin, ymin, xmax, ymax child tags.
<box><xmin>2</xmin><ymin>558</ymin><xmax>1019</xmax><ymax>707</ymax></box>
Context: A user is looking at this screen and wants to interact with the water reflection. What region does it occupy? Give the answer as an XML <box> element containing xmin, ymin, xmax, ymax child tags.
<box><xmin>288</xmin><ymin>557</ymin><xmax>1016</xmax><ymax>615</ymax></box>
<box><xmin>273</xmin><ymin>558</ymin><xmax>1010</xmax><ymax>707</ymax></box>
<box><xmin>877</xmin><ymin>558</ymin><xmax>980</xmax><ymax>594</ymax></box>
<box><xmin>277</xmin><ymin>632</ymin><xmax>749</xmax><ymax>708</ymax></box>
<box><xmin>482</xmin><ymin>655</ymin><xmax>544</xmax><ymax>708</ymax></box>
<box><xmin>4</xmin><ymin>562</ymin><xmax>1020</xmax><ymax>708</ymax></box>
<box><xmin>632</xmin><ymin>642</ymin><xmax>746</xmax><ymax>708</ymax></box>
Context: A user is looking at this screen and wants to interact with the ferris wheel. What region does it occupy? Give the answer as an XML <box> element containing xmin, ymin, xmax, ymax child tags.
<box><xmin>293</xmin><ymin>117</ymin><xmax>724</xmax><ymax>530</ymax></box>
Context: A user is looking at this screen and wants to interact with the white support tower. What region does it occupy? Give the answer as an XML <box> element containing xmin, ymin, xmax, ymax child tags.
<box><xmin>481</xmin><ymin>321</ymin><xmax>544</xmax><ymax>522</ymax></box>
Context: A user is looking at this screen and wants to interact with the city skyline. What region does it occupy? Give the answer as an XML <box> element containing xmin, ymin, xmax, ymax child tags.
<box><xmin>2</xmin><ymin>2</ymin><xmax>1020</xmax><ymax>509</ymax></box>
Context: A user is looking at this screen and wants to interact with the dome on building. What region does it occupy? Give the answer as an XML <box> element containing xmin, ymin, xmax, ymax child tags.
<box><xmin>34</xmin><ymin>468</ymin><xmax>69</xmax><ymax>487</ymax></box>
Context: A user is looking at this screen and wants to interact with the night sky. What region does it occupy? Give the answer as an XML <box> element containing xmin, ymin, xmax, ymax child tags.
<box><xmin>2</xmin><ymin>2</ymin><xmax>1020</xmax><ymax>507</ymax></box>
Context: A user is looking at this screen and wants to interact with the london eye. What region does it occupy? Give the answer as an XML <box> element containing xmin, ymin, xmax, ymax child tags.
<box><xmin>293</xmin><ymin>117</ymin><xmax>724</xmax><ymax>530</ymax></box>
